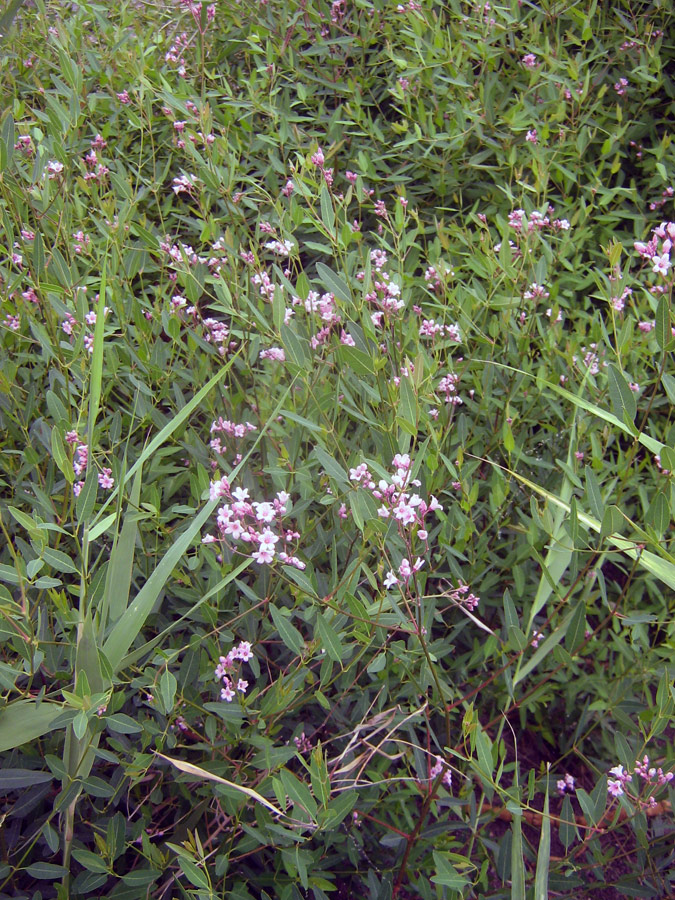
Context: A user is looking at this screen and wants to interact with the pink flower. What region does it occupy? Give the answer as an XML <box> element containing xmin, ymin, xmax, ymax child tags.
<box><xmin>220</xmin><ymin>682</ymin><xmax>235</xmax><ymax>702</ymax></box>
<box><xmin>98</xmin><ymin>468</ymin><xmax>114</xmax><ymax>490</ymax></box>
<box><xmin>252</xmin><ymin>547</ymin><xmax>275</xmax><ymax>565</ymax></box>
<box><xmin>46</xmin><ymin>160</ymin><xmax>64</xmax><ymax>178</ymax></box>
<box><xmin>383</xmin><ymin>571</ymin><xmax>398</xmax><ymax>589</ymax></box>
<box><xmin>652</xmin><ymin>253</ymin><xmax>671</xmax><ymax>277</ymax></box>
<box><xmin>607</xmin><ymin>779</ymin><xmax>624</xmax><ymax>797</ymax></box>
<box><xmin>235</xmin><ymin>641</ymin><xmax>254</xmax><ymax>661</ymax></box>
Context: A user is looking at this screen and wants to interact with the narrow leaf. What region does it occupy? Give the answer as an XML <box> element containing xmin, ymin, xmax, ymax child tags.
<box><xmin>155</xmin><ymin>753</ymin><xmax>286</xmax><ymax>817</ymax></box>
<box><xmin>0</xmin><ymin>701</ymin><xmax>64</xmax><ymax>752</ymax></box>
<box><xmin>315</xmin><ymin>613</ymin><xmax>343</xmax><ymax>662</ymax></box>
<box><xmin>534</xmin><ymin>772</ymin><xmax>550</xmax><ymax>900</ymax></box>
<box><xmin>315</xmin><ymin>262</ymin><xmax>351</xmax><ymax>303</ymax></box>
<box><xmin>269</xmin><ymin>605</ymin><xmax>305</xmax><ymax>656</ymax></box>
<box><xmin>655</xmin><ymin>295</ymin><xmax>670</xmax><ymax>351</ymax></box>
<box><xmin>607</xmin><ymin>364</ymin><xmax>637</xmax><ymax>422</ymax></box>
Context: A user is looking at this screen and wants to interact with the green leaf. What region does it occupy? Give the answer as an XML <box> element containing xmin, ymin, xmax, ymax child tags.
<box><xmin>280</xmin><ymin>767</ymin><xmax>318</xmax><ymax>818</ymax></box>
<box><xmin>646</xmin><ymin>492</ymin><xmax>670</xmax><ymax>538</ymax></box>
<box><xmin>315</xmin><ymin>262</ymin><xmax>351</xmax><ymax>303</ymax></box>
<box><xmin>51</xmin><ymin>427</ymin><xmax>74</xmax><ymax>483</ymax></box>
<box><xmin>33</xmin><ymin>229</ymin><xmax>45</xmax><ymax>281</ymax></box>
<box><xmin>280</xmin><ymin>323</ymin><xmax>309</xmax><ymax>369</ymax></box>
<box><xmin>312</xmin><ymin>445</ymin><xmax>349</xmax><ymax>487</ymax></box>
<box><xmin>600</xmin><ymin>505</ymin><xmax>624</xmax><ymax>540</ymax></box>
<box><xmin>398</xmin><ymin>375</ymin><xmax>417</xmax><ymax>433</ymax></box>
<box><xmin>503</xmin><ymin>590</ymin><xmax>519</xmax><ymax>628</ymax></box>
<box><xmin>103</xmin><ymin>497</ymin><xmax>217</xmax><ymax>673</ymax></box>
<box><xmin>25</xmin><ymin>863</ymin><xmax>69</xmax><ymax>880</ymax></box>
<box><xmin>0</xmin><ymin>701</ymin><xmax>64</xmax><ymax>752</ymax></box>
<box><xmin>607</xmin><ymin>364</ymin><xmax>636</xmax><ymax>423</ymax></box>
<box><xmin>474</xmin><ymin>725</ymin><xmax>494</xmax><ymax>778</ymax></box>
<box><xmin>88</xmin><ymin>512</ymin><xmax>116</xmax><ymax>542</ymax></box>
<box><xmin>348</xmin><ymin>489</ymin><xmax>377</xmax><ymax>532</ymax></box>
<box><xmin>0</xmin><ymin>2</ymin><xmax>27</xmax><ymax>44</ymax></box>
<box><xmin>315</xmin><ymin>612</ymin><xmax>343</xmax><ymax>662</ymax></box>
<box><xmin>431</xmin><ymin>852</ymin><xmax>469</xmax><ymax>890</ymax></box>
<box><xmin>591</xmin><ymin>775</ymin><xmax>608</xmax><ymax>824</ymax></box>
<box><xmin>73</xmin><ymin>709</ymin><xmax>89</xmax><ymax>739</ymax></box>
<box><xmin>76</xmin><ymin>467</ymin><xmax>98</xmax><ymax>524</ymax></box>
<box><xmin>661</xmin><ymin>373</ymin><xmax>675</xmax><ymax>404</ymax></box>
<box><xmin>87</xmin><ymin>260</ymin><xmax>107</xmax><ymax>454</ymax></box>
<box><xmin>559</xmin><ymin>794</ymin><xmax>576</xmax><ymax>848</ymax></box>
<box><xmin>159</xmin><ymin>669</ymin><xmax>177</xmax><ymax>714</ymax></box>
<box><xmin>319</xmin><ymin>184</ymin><xmax>335</xmax><ymax>236</ymax></box>
<box><xmin>102</xmin><ymin>463</ymin><xmax>143</xmax><ymax>628</ymax></box>
<box><xmin>655</xmin><ymin>295</ymin><xmax>670</xmax><ymax>352</ymax></box>
<box><xmin>338</xmin><ymin>344</ymin><xmax>374</xmax><ymax>377</ymax></box>
<box><xmin>179</xmin><ymin>858</ymin><xmax>209</xmax><ymax>889</ymax></box>
<box><xmin>585</xmin><ymin>468</ymin><xmax>604</xmax><ymax>521</ymax></box>
<box><xmin>534</xmin><ymin>773</ymin><xmax>550</xmax><ymax>900</ymax></box>
<box><xmin>42</xmin><ymin>546</ymin><xmax>79</xmax><ymax>574</ymax></box>
<box><xmin>105</xmin><ymin>713</ymin><xmax>143</xmax><ymax>734</ymax></box>
<box><xmin>511</xmin><ymin>812</ymin><xmax>525</xmax><ymax>900</ymax></box>
<box><xmin>576</xmin><ymin>787</ymin><xmax>598</xmax><ymax>826</ymax></box>
<box><xmin>71</xmin><ymin>849</ymin><xmax>110</xmax><ymax>874</ymax></box>
<box><xmin>0</xmin><ymin>768</ymin><xmax>52</xmax><ymax>790</ymax></box>
<box><xmin>269</xmin><ymin>605</ymin><xmax>305</xmax><ymax>656</ymax></box>
<box><xmin>564</xmin><ymin>600</ymin><xmax>586</xmax><ymax>655</ymax></box>
<box><xmin>98</xmin><ymin>353</ymin><xmax>236</xmax><ymax>514</ymax></box>
<box><xmin>319</xmin><ymin>791</ymin><xmax>356</xmax><ymax>829</ymax></box>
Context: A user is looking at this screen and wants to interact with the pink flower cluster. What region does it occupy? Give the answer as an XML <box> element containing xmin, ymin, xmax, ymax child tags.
<box><xmin>446</xmin><ymin>582</ymin><xmax>480</xmax><ymax>611</ymax></box>
<box><xmin>429</xmin><ymin>755</ymin><xmax>452</xmax><ymax>789</ymax></box>
<box><xmin>214</xmin><ymin>640</ymin><xmax>253</xmax><ymax>702</ymax></box>
<box><xmin>209</xmin><ymin>417</ymin><xmax>256</xmax><ymax>459</ymax></box>
<box><xmin>260</xmin><ymin>346</ymin><xmax>286</xmax><ymax>362</ymax></box>
<box><xmin>557</xmin><ymin>773</ymin><xmax>575</xmax><ymax>795</ymax></box>
<box><xmin>508</xmin><ymin>207</ymin><xmax>571</xmax><ymax>234</ymax></box>
<box><xmin>438</xmin><ymin>372</ymin><xmax>463</xmax><ymax>405</ymax></box>
<box><xmin>573</xmin><ymin>344</ymin><xmax>607</xmax><ymax>376</ymax></box>
<box><xmin>294</xmin><ymin>732</ymin><xmax>313</xmax><ymax>753</ymax></box>
<box><xmin>346</xmin><ymin>454</ymin><xmax>443</xmax><ymax>591</ymax></box>
<box><xmin>160</xmin><ymin>235</ymin><xmax>227</xmax><ymax>282</ymax></box>
<box><xmin>66</xmin><ymin>432</ymin><xmax>114</xmax><ymax>494</ymax></box>
<box><xmin>205</xmin><ymin>479</ymin><xmax>305</xmax><ymax>569</ymax></box>
<box><xmin>356</xmin><ymin>249</ymin><xmax>405</xmax><ymax>325</ymax></box>
<box><xmin>523</xmin><ymin>282</ymin><xmax>549</xmax><ymax>301</ymax></box>
<box><xmin>607</xmin><ymin>755</ymin><xmax>673</xmax><ymax>802</ymax></box>
<box><xmin>165</xmin><ymin>30</ymin><xmax>191</xmax><ymax>77</ymax></box>
<box><xmin>419</xmin><ymin>319</ymin><xmax>461</xmax><ymax>341</ymax></box>
<box><xmin>634</xmin><ymin>221</ymin><xmax>675</xmax><ymax>278</ymax></box>
<box><xmin>648</xmin><ymin>186</ymin><xmax>673</xmax><ymax>212</ymax></box>
<box><xmin>172</xmin><ymin>173</ymin><xmax>200</xmax><ymax>196</ymax></box>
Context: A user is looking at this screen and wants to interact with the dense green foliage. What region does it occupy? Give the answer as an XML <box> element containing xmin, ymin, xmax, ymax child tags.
<box><xmin>0</xmin><ymin>0</ymin><xmax>674</xmax><ymax>897</ymax></box>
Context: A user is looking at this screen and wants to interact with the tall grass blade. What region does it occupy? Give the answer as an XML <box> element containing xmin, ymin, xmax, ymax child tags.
<box><xmin>534</xmin><ymin>769</ymin><xmax>551</xmax><ymax>900</ymax></box>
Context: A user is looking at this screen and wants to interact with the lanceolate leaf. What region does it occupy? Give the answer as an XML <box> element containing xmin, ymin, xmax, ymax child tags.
<box><xmin>0</xmin><ymin>701</ymin><xmax>64</xmax><ymax>752</ymax></box>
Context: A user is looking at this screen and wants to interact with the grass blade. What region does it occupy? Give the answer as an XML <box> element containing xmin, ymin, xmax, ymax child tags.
<box><xmin>100</xmin><ymin>462</ymin><xmax>143</xmax><ymax>629</ymax></box>
<box><xmin>477</xmin><ymin>458</ymin><xmax>675</xmax><ymax>591</ymax></box>
<box><xmin>155</xmin><ymin>753</ymin><xmax>286</xmax><ymax>818</ymax></box>
<box><xmin>534</xmin><ymin>769</ymin><xmax>551</xmax><ymax>900</ymax></box>
<box><xmin>0</xmin><ymin>701</ymin><xmax>63</xmax><ymax>752</ymax></box>
<box><xmin>102</xmin><ymin>496</ymin><xmax>217</xmax><ymax>673</ymax></box>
